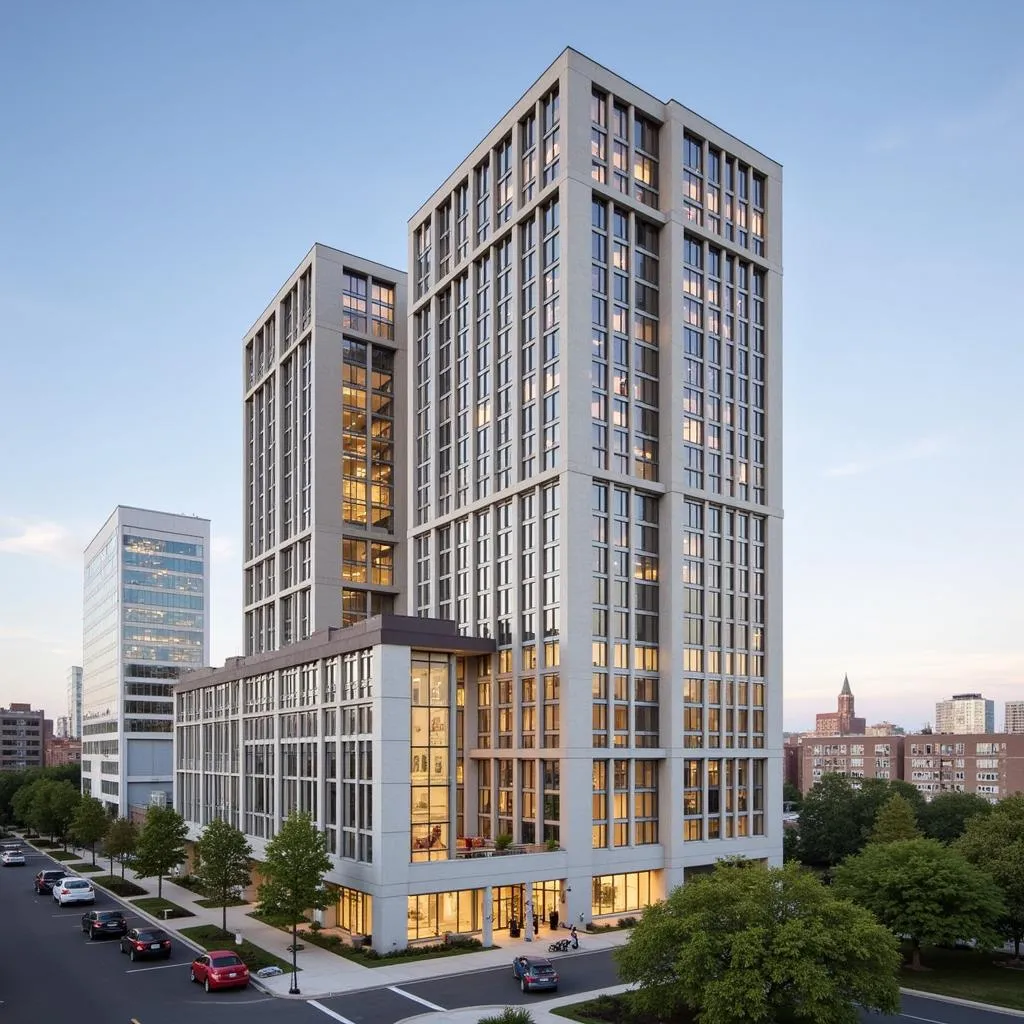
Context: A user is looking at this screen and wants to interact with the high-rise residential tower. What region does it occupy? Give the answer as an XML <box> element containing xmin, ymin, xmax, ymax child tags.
<box><xmin>66</xmin><ymin>665</ymin><xmax>83</xmax><ymax>739</ymax></box>
<box><xmin>408</xmin><ymin>48</ymin><xmax>783</xmax><ymax>886</ymax></box>
<box><xmin>242</xmin><ymin>245</ymin><xmax>407</xmax><ymax>655</ymax></box>
<box><xmin>82</xmin><ymin>507</ymin><xmax>209</xmax><ymax>816</ymax></box>
<box><xmin>935</xmin><ymin>693</ymin><xmax>994</xmax><ymax>735</ymax></box>
<box><xmin>1004</xmin><ymin>701</ymin><xmax>1024</xmax><ymax>734</ymax></box>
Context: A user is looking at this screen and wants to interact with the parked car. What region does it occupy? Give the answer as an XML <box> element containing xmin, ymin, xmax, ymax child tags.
<box><xmin>34</xmin><ymin>869</ymin><xmax>66</xmax><ymax>894</ymax></box>
<box><xmin>120</xmin><ymin>927</ymin><xmax>172</xmax><ymax>961</ymax></box>
<box><xmin>189</xmin><ymin>951</ymin><xmax>249</xmax><ymax>992</ymax></box>
<box><xmin>53</xmin><ymin>878</ymin><xmax>95</xmax><ymax>906</ymax></box>
<box><xmin>82</xmin><ymin>909</ymin><xmax>128</xmax><ymax>939</ymax></box>
<box><xmin>1</xmin><ymin>849</ymin><xmax>25</xmax><ymax>865</ymax></box>
<box><xmin>511</xmin><ymin>955</ymin><xmax>559</xmax><ymax>992</ymax></box>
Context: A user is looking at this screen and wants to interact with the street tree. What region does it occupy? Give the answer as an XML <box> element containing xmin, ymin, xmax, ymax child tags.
<box><xmin>10</xmin><ymin>778</ymin><xmax>44</xmax><ymax>832</ymax></box>
<box><xmin>795</xmin><ymin>774</ymin><xmax>863</xmax><ymax>866</ymax></box>
<box><xmin>257</xmin><ymin>811</ymin><xmax>332</xmax><ymax>995</ymax></box>
<box><xmin>833</xmin><ymin>837</ymin><xmax>1005</xmax><ymax>969</ymax></box>
<box><xmin>132</xmin><ymin>805</ymin><xmax>188</xmax><ymax>897</ymax></box>
<box><xmin>957</xmin><ymin>794</ymin><xmax>1024</xmax><ymax>959</ymax></box>
<box><xmin>33</xmin><ymin>779</ymin><xmax>80</xmax><ymax>845</ymax></box>
<box><xmin>196</xmin><ymin>817</ymin><xmax>252</xmax><ymax>934</ymax></box>
<box><xmin>71</xmin><ymin>796</ymin><xmax>109</xmax><ymax>864</ymax></box>
<box><xmin>615</xmin><ymin>860</ymin><xmax>900</xmax><ymax>1024</ymax></box>
<box><xmin>920</xmin><ymin>791</ymin><xmax>993</xmax><ymax>844</ymax></box>
<box><xmin>870</xmin><ymin>794</ymin><xmax>921</xmax><ymax>844</ymax></box>
<box><xmin>104</xmin><ymin>817</ymin><xmax>138</xmax><ymax>879</ymax></box>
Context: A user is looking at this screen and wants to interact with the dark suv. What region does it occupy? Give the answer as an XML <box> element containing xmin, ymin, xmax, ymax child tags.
<box><xmin>82</xmin><ymin>910</ymin><xmax>128</xmax><ymax>939</ymax></box>
<box><xmin>34</xmin><ymin>869</ymin><xmax>65</xmax><ymax>895</ymax></box>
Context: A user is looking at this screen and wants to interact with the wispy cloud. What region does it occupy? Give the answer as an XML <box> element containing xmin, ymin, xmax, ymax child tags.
<box><xmin>867</xmin><ymin>66</ymin><xmax>1024</xmax><ymax>154</ymax></box>
<box><xmin>0</xmin><ymin>519</ymin><xmax>83</xmax><ymax>563</ymax></box>
<box><xmin>824</xmin><ymin>435</ymin><xmax>948</xmax><ymax>479</ymax></box>
<box><xmin>210</xmin><ymin>533</ymin><xmax>237</xmax><ymax>562</ymax></box>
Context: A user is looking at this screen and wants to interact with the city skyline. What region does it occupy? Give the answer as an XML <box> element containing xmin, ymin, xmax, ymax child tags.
<box><xmin>2</xmin><ymin>0</ymin><xmax>1023</xmax><ymax>731</ymax></box>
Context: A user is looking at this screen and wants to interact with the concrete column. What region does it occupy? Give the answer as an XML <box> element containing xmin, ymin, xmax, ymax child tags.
<box><xmin>483</xmin><ymin>884</ymin><xmax>493</xmax><ymax>947</ymax></box>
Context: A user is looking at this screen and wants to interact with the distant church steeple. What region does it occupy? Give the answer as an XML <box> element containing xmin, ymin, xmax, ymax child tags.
<box><xmin>840</xmin><ymin>673</ymin><xmax>852</xmax><ymax>697</ymax></box>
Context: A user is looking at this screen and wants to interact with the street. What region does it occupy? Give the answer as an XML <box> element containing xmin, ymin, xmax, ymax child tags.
<box><xmin>1</xmin><ymin>846</ymin><xmax>1020</xmax><ymax>1024</ymax></box>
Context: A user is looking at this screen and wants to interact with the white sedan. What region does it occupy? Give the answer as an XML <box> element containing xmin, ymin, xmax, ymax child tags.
<box><xmin>1</xmin><ymin>849</ymin><xmax>25</xmax><ymax>865</ymax></box>
<box><xmin>53</xmin><ymin>878</ymin><xmax>95</xmax><ymax>905</ymax></box>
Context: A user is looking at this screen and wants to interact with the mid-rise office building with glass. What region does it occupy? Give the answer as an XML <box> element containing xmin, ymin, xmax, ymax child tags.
<box><xmin>83</xmin><ymin>506</ymin><xmax>209</xmax><ymax>816</ymax></box>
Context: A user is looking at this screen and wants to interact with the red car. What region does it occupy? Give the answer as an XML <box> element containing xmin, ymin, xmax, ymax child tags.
<box><xmin>189</xmin><ymin>950</ymin><xmax>250</xmax><ymax>992</ymax></box>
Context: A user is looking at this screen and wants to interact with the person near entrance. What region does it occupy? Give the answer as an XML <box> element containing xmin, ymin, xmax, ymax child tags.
<box><xmin>570</xmin><ymin>924</ymin><xmax>578</xmax><ymax>949</ymax></box>
<box><xmin>549</xmin><ymin>908</ymin><xmax>559</xmax><ymax>930</ymax></box>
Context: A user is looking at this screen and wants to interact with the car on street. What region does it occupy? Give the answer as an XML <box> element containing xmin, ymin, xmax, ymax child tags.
<box><xmin>189</xmin><ymin>950</ymin><xmax>250</xmax><ymax>992</ymax></box>
<box><xmin>82</xmin><ymin>909</ymin><xmax>128</xmax><ymax>939</ymax></box>
<box><xmin>120</xmin><ymin>927</ymin><xmax>173</xmax><ymax>961</ymax></box>
<box><xmin>2</xmin><ymin>849</ymin><xmax>26</xmax><ymax>865</ymax></box>
<box><xmin>511</xmin><ymin>954</ymin><xmax>559</xmax><ymax>992</ymax></box>
<box><xmin>34</xmin><ymin>869</ymin><xmax>66</xmax><ymax>894</ymax></box>
<box><xmin>53</xmin><ymin>877</ymin><xmax>95</xmax><ymax>906</ymax></box>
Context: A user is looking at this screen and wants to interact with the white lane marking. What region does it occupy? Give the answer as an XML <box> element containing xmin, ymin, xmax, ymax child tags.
<box><xmin>388</xmin><ymin>986</ymin><xmax>446</xmax><ymax>1011</ymax></box>
<box><xmin>308</xmin><ymin>1001</ymin><xmax>357</xmax><ymax>1023</ymax></box>
<box><xmin>126</xmin><ymin>961</ymin><xmax>190</xmax><ymax>974</ymax></box>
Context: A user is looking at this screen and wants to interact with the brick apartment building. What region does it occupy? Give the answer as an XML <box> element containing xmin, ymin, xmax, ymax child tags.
<box><xmin>45</xmin><ymin>736</ymin><xmax>82</xmax><ymax>768</ymax></box>
<box><xmin>0</xmin><ymin>703</ymin><xmax>45</xmax><ymax>770</ymax></box>
<box><xmin>798</xmin><ymin>731</ymin><xmax>1024</xmax><ymax>802</ymax></box>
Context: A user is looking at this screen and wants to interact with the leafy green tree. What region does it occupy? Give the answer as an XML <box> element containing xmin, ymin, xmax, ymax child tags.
<box><xmin>833</xmin><ymin>837</ymin><xmax>1005</xmax><ymax>969</ymax></box>
<box><xmin>71</xmin><ymin>796</ymin><xmax>109</xmax><ymax>865</ymax></box>
<box><xmin>783</xmin><ymin>780</ymin><xmax>803</xmax><ymax>810</ymax></box>
<box><xmin>131</xmin><ymin>805</ymin><xmax>188</xmax><ymax>897</ymax></box>
<box><xmin>196</xmin><ymin>817</ymin><xmax>252</xmax><ymax>933</ymax></box>
<box><xmin>921</xmin><ymin>791</ymin><xmax>993</xmax><ymax>844</ymax></box>
<box><xmin>615</xmin><ymin>860</ymin><xmax>900</xmax><ymax>1024</ymax></box>
<box><xmin>31</xmin><ymin>779</ymin><xmax>80</xmax><ymax>845</ymax></box>
<box><xmin>10</xmin><ymin>778</ymin><xmax>44</xmax><ymax>831</ymax></box>
<box><xmin>257</xmin><ymin>811</ymin><xmax>332</xmax><ymax>994</ymax></box>
<box><xmin>104</xmin><ymin>817</ymin><xmax>138</xmax><ymax>879</ymax></box>
<box><xmin>854</xmin><ymin>778</ymin><xmax>923</xmax><ymax>839</ymax></box>
<box><xmin>870</xmin><ymin>794</ymin><xmax>921</xmax><ymax>844</ymax></box>
<box><xmin>957</xmin><ymin>795</ymin><xmax>1024</xmax><ymax>959</ymax></box>
<box><xmin>782</xmin><ymin>827</ymin><xmax>800</xmax><ymax>863</ymax></box>
<box><xmin>795</xmin><ymin>774</ymin><xmax>863</xmax><ymax>866</ymax></box>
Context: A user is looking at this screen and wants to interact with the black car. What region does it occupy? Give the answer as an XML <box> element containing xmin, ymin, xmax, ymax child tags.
<box><xmin>34</xmin><ymin>869</ymin><xmax>66</xmax><ymax>895</ymax></box>
<box><xmin>120</xmin><ymin>927</ymin><xmax>173</xmax><ymax>961</ymax></box>
<box><xmin>82</xmin><ymin>909</ymin><xmax>128</xmax><ymax>939</ymax></box>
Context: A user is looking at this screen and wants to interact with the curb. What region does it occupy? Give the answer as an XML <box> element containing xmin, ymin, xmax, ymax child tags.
<box><xmin>900</xmin><ymin>988</ymin><xmax>1024</xmax><ymax>1018</ymax></box>
<box><xmin>391</xmin><ymin>985</ymin><xmax>635</xmax><ymax>1024</ymax></box>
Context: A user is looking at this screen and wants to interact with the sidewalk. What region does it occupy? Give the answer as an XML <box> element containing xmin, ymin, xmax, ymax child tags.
<box><xmin>27</xmin><ymin>835</ymin><xmax>632</xmax><ymax>999</ymax></box>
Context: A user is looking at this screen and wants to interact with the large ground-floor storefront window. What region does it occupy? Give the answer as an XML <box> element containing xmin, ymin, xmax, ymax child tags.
<box><xmin>591</xmin><ymin>870</ymin><xmax>655</xmax><ymax>917</ymax></box>
<box><xmin>408</xmin><ymin>888</ymin><xmax>482</xmax><ymax>940</ymax></box>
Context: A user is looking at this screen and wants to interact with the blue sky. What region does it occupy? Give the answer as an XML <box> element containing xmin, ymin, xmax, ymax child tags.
<box><xmin>1</xmin><ymin>0</ymin><xmax>1022</xmax><ymax>731</ymax></box>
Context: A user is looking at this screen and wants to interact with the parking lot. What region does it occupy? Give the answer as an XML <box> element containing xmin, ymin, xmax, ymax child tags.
<box><xmin>0</xmin><ymin>844</ymin><xmax>318</xmax><ymax>1024</ymax></box>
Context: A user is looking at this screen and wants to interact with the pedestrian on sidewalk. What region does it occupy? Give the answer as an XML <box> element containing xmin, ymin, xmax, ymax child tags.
<box><xmin>570</xmin><ymin>924</ymin><xmax>578</xmax><ymax>949</ymax></box>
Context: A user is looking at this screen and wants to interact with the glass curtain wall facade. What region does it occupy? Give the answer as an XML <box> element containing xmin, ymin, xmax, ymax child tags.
<box><xmin>408</xmin><ymin>48</ymin><xmax>783</xmax><ymax>886</ymax></box>
<box><xmin>243</xmin><ymin>245</ymin><xmax>407</xmax><ymax>656</ymax></box>
<box><xmin>82</xmin><ymin>507</ymin><xmax>210</xmax><ymax>817</ymax></box>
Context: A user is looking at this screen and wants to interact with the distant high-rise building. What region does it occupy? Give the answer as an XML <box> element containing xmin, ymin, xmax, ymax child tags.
<box><xmin>66</xmin><ymin>666</ymin><xmax>83</xmax><ymax>739</ymax></box>
<box><xmin>1004</xmin><ymin>701</ymin><xmax>1024</xmax><ymax>734</ymax></box>
<box><xmin>55</xmin><ymin>716</ymin><xmax>70</xmax><ymax>738</ymax></box>
<box><xmin>935</xmin><ymin>693</ymin><xmax>994</xmax><ymax>735</ymax></box>
<box><xmin>82</xmin><ymin>506</ymin><xmax>210</xmax><ymax>817</ymax></box>
<box><xmin>815</xmin><ymin>675</ymin><xmax>866</xmax><ymax>736</ymax></box>
<box><xmin>242</xmin><ymin>245</ymin><xmax>407</xmax><ymax>655</ymax></box>
<box><xmin>0</xmin><ymin>703</ymin><xmax>45</xmax><ymax>770</ymax></box>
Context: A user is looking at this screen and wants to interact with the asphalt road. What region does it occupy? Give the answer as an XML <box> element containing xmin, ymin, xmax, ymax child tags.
<box><xmin>2</xmin><ymin>846</ymin><xmax>1019</xmax><ymax>1024</ymax></box>
<box><xmin>313</xmin><ymin>948</ymin><xmax>1024</xmax><ymax>1024</ymax></box>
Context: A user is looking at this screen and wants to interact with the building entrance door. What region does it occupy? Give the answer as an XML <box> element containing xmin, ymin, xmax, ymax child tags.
<box><xmin>532</xmin><ymin>880</ymin><xmax>562</xmax><ymax>927</ymax></box>
<box><xmin>492</xmin><ymin>884</ymin><xmax>524</xmax><ymax>932</ymax></box>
